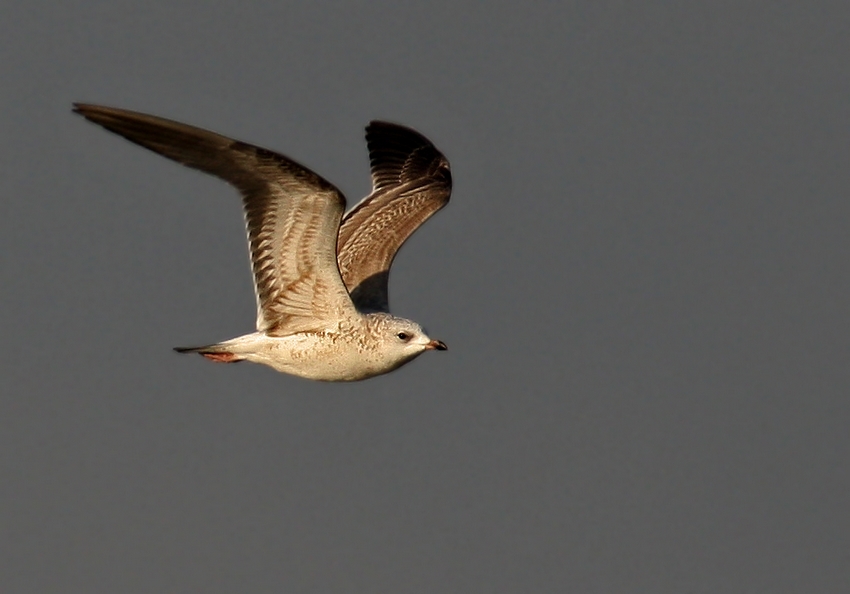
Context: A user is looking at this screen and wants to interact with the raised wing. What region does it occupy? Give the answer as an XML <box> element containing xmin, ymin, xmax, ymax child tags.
<box><xmin>337</xmin><ymin>121</ymin><xmax>451</xmax><ymax>312</ymax></box>
<box><xmin>74</xmin><ymin>103</ymin><xmax>357</xmax><ymax>336</ymax></box>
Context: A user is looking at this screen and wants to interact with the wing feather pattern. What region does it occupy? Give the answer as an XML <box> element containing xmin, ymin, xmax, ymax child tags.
<box><xmin>337</xmin><ymin>121</ymin><xmax>451</xmax><ymax>312</ymax></box>
<box><xmin>73</xmin><ymin>103</ymin><xmax>356</xmax><ymax>335</ymax></box>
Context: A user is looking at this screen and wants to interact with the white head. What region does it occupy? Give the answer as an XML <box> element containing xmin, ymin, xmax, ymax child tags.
<box><xmin>366</xmin><ymin>313</ymin><xmax>447</xmax><ymax>371</ymax></box>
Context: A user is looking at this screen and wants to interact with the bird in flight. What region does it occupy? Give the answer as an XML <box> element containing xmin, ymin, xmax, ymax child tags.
<box><xmin>74</xmin><ymin>104</ymin><xmax>451</xmax><ymax>381</ymax></box>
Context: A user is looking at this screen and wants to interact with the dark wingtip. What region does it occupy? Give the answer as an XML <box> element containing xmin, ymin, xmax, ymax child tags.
<box><xmin>72</xmin><ymin>103</ymin><xmax>104</xmax><ymax>124</ymax></box>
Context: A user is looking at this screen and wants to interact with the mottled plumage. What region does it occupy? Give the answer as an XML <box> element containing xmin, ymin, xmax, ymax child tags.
<box><xmin>74</xmin><ymin>104</ymin><xmax>449</xmax><ymax>381</ymax></box>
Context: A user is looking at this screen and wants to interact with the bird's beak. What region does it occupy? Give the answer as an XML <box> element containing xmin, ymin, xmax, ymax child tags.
<box><xmin>426</xmin><ymin>339</ymin><xmax>448</xmax><ymax>351</ymax></box>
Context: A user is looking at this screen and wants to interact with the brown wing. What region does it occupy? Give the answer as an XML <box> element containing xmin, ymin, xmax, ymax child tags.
<box><xmin>336</xmin><ymin>121</ymin><xmax>451</xmax><ymax>312</ymax></box>
<box><xmin>74</xmin><ymin>103</ymin><xmax>357</xmax><ymax>336</ymax></box>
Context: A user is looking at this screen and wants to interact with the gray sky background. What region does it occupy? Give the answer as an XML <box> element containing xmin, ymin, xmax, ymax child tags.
<box><xmin>2</xmin><ymin>1</ymin><xmax>848</xmax><ymax>592</ymax></box>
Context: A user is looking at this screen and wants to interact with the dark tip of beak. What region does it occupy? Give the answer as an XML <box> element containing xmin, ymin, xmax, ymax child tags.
<box><xmin>428</xmin><ymin>340</ymin><xmax>448</xmax><ymax>351</ymax></box>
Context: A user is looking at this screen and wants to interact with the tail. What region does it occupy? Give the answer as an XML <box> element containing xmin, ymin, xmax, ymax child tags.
<box><xmin>173</xmin><ymin>344</ymin><xmax>246</xmax><ymax>363</ymax></box>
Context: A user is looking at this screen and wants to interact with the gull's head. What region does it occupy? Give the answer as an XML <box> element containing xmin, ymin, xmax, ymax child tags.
<box><xmin>368</xmin><ymin>314</ymin><xmax>447</xmax><ymax>369</ymax></box>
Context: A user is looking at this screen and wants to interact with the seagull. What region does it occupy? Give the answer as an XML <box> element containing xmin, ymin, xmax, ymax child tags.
<box><xmin>73</xmin><ymin>104</ymin><xmax>450</xmax><ymax>381</ymax></box>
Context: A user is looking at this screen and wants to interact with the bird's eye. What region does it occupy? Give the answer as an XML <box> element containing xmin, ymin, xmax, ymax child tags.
<box><xmin>396</xmin><ymin>332</ymin><xmax>410</xmax><ymax>341</ymax></box>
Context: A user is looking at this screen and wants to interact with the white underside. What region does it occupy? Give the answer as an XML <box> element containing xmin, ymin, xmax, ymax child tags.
<box><xmin>212</xmin><ymin>330</ymin><xmax>423</xmax><ymax>382</ymax></box>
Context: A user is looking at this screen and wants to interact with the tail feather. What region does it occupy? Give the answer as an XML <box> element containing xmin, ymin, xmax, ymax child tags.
<box><xmin>173</xmin><ymin>344</ymin><xmax>245</xmax><ymax>363</ymax></box>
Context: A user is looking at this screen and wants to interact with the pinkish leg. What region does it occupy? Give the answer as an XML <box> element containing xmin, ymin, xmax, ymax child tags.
<box><xmin>201</xmin><ymin>352</ymin><xmax>240</xmax><ymax>363</ymax></box>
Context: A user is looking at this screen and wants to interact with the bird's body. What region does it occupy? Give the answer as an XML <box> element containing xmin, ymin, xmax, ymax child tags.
<box><xmin>177</xmin><ymin>313</ymin><xmax>438</xmax><ymax>382</ymax></box>
<box><xmin>74</xmin><ymin>104</ymin><xmax>450</xmax><ymax>381</ymax></box>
